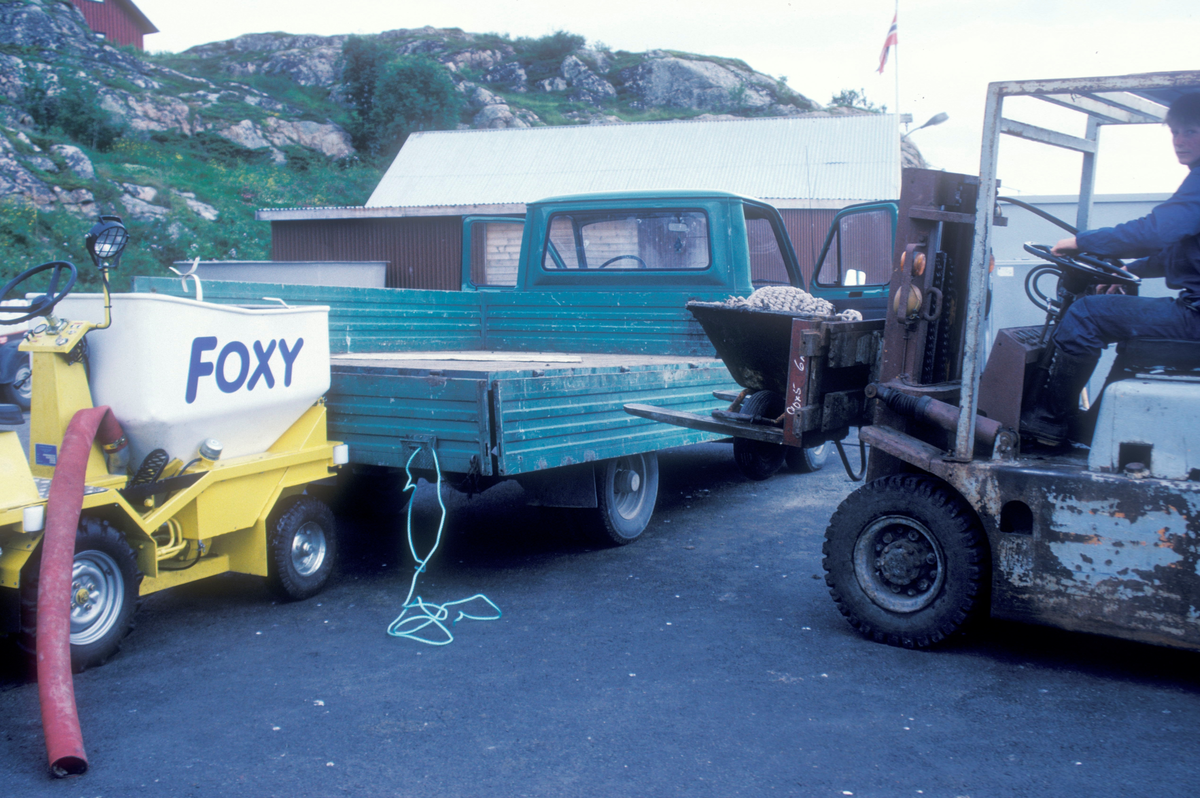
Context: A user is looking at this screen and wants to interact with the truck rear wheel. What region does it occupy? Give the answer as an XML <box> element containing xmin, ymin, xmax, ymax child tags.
<box><xmin>822</xmin><ymin>474</ymin><xmax>988</xmax><ymax>649</ymax></box>
<box><xmin>733</xmin><ymin>390</ymin><xmax>786</xmax><ymax>481</ymax></box>
<box><xmin>785</xmin><ymin>441</ymin><xmax>829</xmax><ymax>473</ymax></box>
<box><xmin>19</xmin><ymin>517</ymin><xmax>142</xmax><ymax>673</ymax></box>
<box><xmin>267</xmin><ymin>496</ymin><xmax>338</xmax><ymax>601</ymax></box>
<box><xmin>594</xmin><ymin>452</ymin><xmax>659</xmax><ymax>545</ymax></box>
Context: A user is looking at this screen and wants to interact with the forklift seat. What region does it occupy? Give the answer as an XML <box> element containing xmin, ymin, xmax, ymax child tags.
<box><xmin>1110</xmin><ymin>338</ymin><xmax>1200</xmax><ymax>380</ymax></box>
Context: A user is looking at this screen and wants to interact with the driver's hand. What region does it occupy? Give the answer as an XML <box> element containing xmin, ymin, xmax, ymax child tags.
<box><xmin>1051</xmin><ymin>236</ymin><xmax>1079</xmax><ymax>256</ymax></box>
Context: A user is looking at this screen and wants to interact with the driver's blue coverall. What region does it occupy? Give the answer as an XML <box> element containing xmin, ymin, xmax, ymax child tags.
<box><xmin>1053</xmin><ymin>164</ymin><xmax>1200</xmax><ymax>357</ymax></box>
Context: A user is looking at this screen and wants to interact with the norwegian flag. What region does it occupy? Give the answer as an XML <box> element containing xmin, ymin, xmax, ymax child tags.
<box><xmin>877</xmin><ymin>13</ymin><xmax>898</xmax><ymax>74</ymax></box>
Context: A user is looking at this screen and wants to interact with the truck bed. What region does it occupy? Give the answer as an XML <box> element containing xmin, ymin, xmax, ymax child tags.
<box><xmin>332</xmin><ymin>350</ymin><xmax>712</xmax><ymax>374</ymax></box>
<box><xmin>327</xmin><ymin>350</ymin><xmax>735</xmax><ymax>477</ymax></box>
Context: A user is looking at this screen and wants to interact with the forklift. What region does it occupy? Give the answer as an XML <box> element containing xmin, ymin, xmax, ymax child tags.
<box><xmin>627</xmin><ymin>70</ymin><xmax>1200</xmax><ymax>651</ymax></box>
<box><xmin>823</xmin><ymin>70</ymin><xmax>1200</xmax><ymax>650</ymax></box>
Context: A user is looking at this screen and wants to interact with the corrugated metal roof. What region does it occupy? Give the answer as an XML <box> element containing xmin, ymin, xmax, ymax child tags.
<box><xmin>365</xmin><ymin>114</ymin><xmax>901</xmax><ymax>209</ymax></box>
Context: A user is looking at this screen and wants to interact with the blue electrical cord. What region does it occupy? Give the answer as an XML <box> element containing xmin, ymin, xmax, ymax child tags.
<box><xmin>386</xmin><ymin>446</ymin><xmax>501</xmax><ymax>645</ymax></box>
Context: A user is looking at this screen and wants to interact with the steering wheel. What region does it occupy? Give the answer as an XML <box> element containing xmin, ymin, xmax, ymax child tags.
<box><xmin>0</xmin><ymin>261</ymin><xmax>78</xmax><ymax>325</ymax></box>
<box><xmin>1023</xmin><ymin>244</ymin><xmax>1140</xmax><ymax>289</ymax></box>
<box><xmin>597</xmin><ymin>255</ymin><xmax>648</xmax><ymax>269</ymax></box>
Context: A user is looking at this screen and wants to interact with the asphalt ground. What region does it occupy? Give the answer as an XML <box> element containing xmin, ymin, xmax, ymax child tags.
<box><xmin>2</xmin><ymin>436</ymin><xmax>1199</xmax><ymax>797</ymax></box>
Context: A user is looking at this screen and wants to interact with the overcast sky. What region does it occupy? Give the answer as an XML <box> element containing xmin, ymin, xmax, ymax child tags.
<box><xmin>133</xmin><ymin>0</ymin><xmax>1199</xmax><ymax>198</ymax></box>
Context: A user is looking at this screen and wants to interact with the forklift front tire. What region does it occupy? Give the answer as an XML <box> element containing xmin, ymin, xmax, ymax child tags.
<box><xmin>822</xmin><ymin>474</ymin><xmax>989</xmax><ymax>649</ymax></box>
<box><xmin>267</xmin><ymin>496</ymin><xmax>338</xmax><ymax>601</ymax></box>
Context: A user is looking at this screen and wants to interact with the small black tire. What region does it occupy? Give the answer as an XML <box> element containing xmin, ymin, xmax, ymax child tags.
<box><xmin>822</xmin><ymin>474</ymin><xmax>989</xmax><ymax>649</ymax></box>
<box><xmin>1</xmin><ymin>358</ymin><xmax>31</xmax><ymax>410</ymax></box>
<box><xmin>331</xmin><ymin>464</ymin><xmax>411</xmax><ymax>519</ymax></box>
<box><xmin>733</xmin><ymin>390</ymin><xmax>786</xmax><ymax>481</ymax></box>
<box><xmin>785</xmin><ymin>441</ymin><xmax>829</xmax><ymax>473</ymax></box>
<box><xmin>267</xmin><ymin>496</ymin><xmax>338</xmax><ymax>601</ymax></box>
<box><xmin>593</xmin><ymin>452</ymin><xmax>659</xmax><ymax>545</ymax></box>
<box><xmin>19</xmin><ymin>517</ymin><xmax>142</xmax><ymax>673</ymax></box>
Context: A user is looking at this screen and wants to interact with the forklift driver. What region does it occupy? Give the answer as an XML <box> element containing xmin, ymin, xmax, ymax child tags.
<box><xmin>1020</xmin><ymin>92</ymin><xmax>1200</xmax><ymax>445</ymax></box>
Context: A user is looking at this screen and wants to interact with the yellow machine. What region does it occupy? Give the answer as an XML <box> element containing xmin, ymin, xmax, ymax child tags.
<box><xmin>0</xmin><ymin>218</ymin><xmax>347</xmax><ymax>671</ymax></box>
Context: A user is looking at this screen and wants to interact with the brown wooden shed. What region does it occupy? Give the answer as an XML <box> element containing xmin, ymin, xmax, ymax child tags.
<box><xmin>258</xmin><ymin>115</ymin><xmax>900</xmax><ymax>290</ymax></box>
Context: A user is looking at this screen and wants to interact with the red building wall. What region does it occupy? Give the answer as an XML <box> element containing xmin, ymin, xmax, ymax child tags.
<box><xmin>70</xmin><ymin>0</ymin><xmax>156</xmax><ymax>50</ymax></box>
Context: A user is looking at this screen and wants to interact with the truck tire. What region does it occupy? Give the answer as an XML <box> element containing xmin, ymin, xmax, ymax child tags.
<box><xmin>733</xmin><ymin>390</ymin><xmax>786</xmax><ymax>481</ymax></box>
<box><xmin>822</xmin><ymin>474</ymin><xmax>989</xmax><ymax>649</ymax></box>
<box><xmin>19</xmin><ymin>518</ymin><xmax>142</xmax><ymax>673</ymax></box>
<box><xmin>785</xmin><ymin>441</ymin><xmax>829</xmax><ymax>473</ymax></box>
<box><xmin>594</xmin><ymin>452</ymin><xmax>659</xmax><ymax>545</ymax></box>
<box><xmin>267</xmin><ymin>496</ymin><xmax>338</xmax><ymax>601</ymax></box>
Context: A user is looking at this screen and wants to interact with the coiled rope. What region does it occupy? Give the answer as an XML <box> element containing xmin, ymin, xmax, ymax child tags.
<box><xmin>386</xmin><ymin>446</ymin><xmax>501</xmax><ymax>645</ymax></box>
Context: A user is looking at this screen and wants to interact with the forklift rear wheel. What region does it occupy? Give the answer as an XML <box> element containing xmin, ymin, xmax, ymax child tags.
<box><xmin>822</xmin><ymin>474</ymin><xmax>988</xmax><ymax>649</ymax></box>
<box><xmin>19</xmin><ymin>518</ymin><xmax>142</xmax><ymax>673</ymax></box>
<box><xmin>785</xmin><ymin>441</ymin><xmax>829</xmax><ymax>473</ymax></box>
<box><xmin>594</xmin><ymin>452</ymin><xmax>659</xmax><ymax>545</ymax></box>
<box><xmin>267</xmin><ymin>496</ymin><xmax>338</xmax><ymax>601</ymax></box>
<box><xmin>733</xmin><ymin>390</ymin><xmax>786</xmax><ymax>481</ymax></box>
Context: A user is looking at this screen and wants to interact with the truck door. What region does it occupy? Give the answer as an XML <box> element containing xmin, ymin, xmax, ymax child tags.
<box><xmin>809</xmin><ymin>202</ymin><xmax>897</xmax><ymax>320</ymax></box>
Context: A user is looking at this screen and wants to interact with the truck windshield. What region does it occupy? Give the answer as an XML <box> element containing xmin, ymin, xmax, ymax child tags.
<box><xmin>543</xmin><ymin>210</ymin><xmax>711</xmax><ymax>271</ymax></box>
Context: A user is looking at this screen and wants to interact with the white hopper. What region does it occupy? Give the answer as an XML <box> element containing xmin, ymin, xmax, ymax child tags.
<box><xmin>55</xmin><ymin>293</ymin><xmax>330</xmax><ymax>467</ymax></box>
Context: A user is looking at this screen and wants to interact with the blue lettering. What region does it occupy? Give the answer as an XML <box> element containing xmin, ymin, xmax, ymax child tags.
<box><xmin>279</xmin><ymin>338</ymin><xmax>304</xmax><ymax>387</ymax></box>
<box><xmin>186</xmin><ymin>336</ymin><xmax>218</xmax><ymax>404</ymax></box>
<box><xmin>248</xmin><ymin>339</ymin><xmax>277</xmax><ymax>390</ymax></box>
<box><xmin>216</xmin><ymin>341</ymin><xmax>250</xmax><ymax>393</ymax></box>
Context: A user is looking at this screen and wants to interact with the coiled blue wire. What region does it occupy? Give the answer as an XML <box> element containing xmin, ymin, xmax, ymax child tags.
<box><xmin>386</xmin><ymin>446</ymin><xmax>501</xmax><ymax>645</ymax></box>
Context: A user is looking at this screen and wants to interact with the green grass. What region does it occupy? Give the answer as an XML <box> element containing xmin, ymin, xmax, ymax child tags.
<box><xmin>0</xmin><ymin>130</ymin><xmax>382</xmax><ymax>292</ymax></box>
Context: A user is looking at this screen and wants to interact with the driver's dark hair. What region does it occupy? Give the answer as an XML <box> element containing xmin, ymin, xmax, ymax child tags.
<box><xmin>1166</xmin><ymin>93</ymin><xmax>1200</xmax><ymax>128</ymax></box>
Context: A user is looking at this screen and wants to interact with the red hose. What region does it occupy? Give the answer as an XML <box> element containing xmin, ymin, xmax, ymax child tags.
<box><xmin>37</xmin><ymin>405</ymin><xmax>123</xmax><ymax>778</ymax></box>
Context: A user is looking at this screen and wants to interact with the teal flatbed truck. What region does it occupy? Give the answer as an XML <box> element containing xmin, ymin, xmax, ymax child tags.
<box><xmin>138</xmin><ymin>190</ymin><xmax>892</xmax><ymax>543</ymax></box>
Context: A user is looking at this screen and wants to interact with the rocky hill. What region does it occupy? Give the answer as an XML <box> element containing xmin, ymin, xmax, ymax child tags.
<box><xmin>0</xmin><ymin>0</ymin><xmax>914</xmax><ymax>283</ymax></box>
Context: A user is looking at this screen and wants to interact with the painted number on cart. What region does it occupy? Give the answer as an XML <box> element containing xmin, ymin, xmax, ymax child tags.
<box><xmin>185</xmin><ymin>336</ymin><xmax>305</xmax><ymax>403</ymax></box>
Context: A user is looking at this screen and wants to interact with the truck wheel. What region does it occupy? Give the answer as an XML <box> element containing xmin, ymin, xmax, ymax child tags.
<box><xmin>733</xmin><ymin>390</ymin><xmax>785</xmax><ymax>481</ymax></box>
<box><xmin>594</xmin><ymin>452</ymin><xmax>659</xmax><ymax>545</ymax></box>
<box><xmin>822</xmin><ymin>474</ymin><xmax>989</xmax><ymax>649</ymax></box>
<box><xmin>19</xmin><ymin>518</ymin><xmax>142</xmax><ymax>673</ymax></box>
<box><xmin>785</xmin><ymin>441</ymin><xmax>829</xmax><ymax>473</ymax></box>
<box><xmin>1</xmin><ymin>358</ymin><xmax>31</xmax><ymax>410</ymax></box>
<box><xmin>267</xmin><ymin>496</ymin><xmax>338</xmax><ymax>601</ymax></box>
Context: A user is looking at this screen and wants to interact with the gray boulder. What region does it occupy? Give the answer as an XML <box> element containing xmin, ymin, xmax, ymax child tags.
<box><xmin>50</xmin><ymin>144</ymin><xmax>93</xmax><ymax>179</ymax></box>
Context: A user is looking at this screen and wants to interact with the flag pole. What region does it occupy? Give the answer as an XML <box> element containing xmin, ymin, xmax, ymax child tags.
<box><xmin>893</xmin><ymin>0</ymin><xmax>900</xmax><ymax>126</ymax></box>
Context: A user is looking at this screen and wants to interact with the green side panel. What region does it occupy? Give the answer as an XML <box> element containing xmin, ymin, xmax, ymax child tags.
<box><xmin>492</xmin><ymin>360</ymin><xmax>737</xmax><ymax>476</ymax></box>
<box><xmin>481</xmin><ymin>290</ymin><xmax>732</xmax><ymax>357</ymax></box>
<box><xmin>327</xmin><ymin>366</ymin><xmax>491</xmax><ymax>475</ymax></box>
<box><xmin>133</xmin><ymin>277</ymin><xmax>485</xmax><ymax>354</ymax></box>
